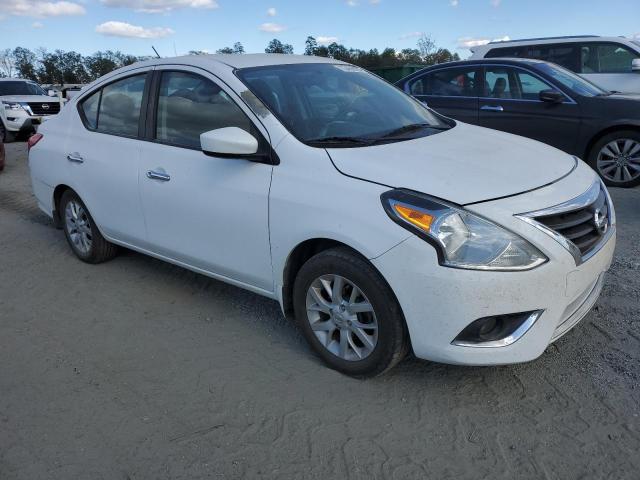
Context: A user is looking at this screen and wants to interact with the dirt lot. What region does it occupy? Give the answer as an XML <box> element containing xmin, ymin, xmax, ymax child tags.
<box><xmin>0</xmin><ymin>142</ymin><xmax>639</xmax><ymax>479</ymax></box>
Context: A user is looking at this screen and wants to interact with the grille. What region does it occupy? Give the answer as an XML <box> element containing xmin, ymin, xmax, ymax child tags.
<box><xmin>533</xmin><ymin>185</ymin><xmax>609</xmax><ymax>257</ymax></box>
<box><xmin>27</xmin><ymin>102</ymin><xmax>60</xmax><ymax>116</ymax></box>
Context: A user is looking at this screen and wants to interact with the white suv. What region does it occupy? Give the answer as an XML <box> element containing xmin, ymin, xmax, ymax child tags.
<box><xmin>28</xmin><ymin>55</ymin><xmax>616</xmax><ymax>376</ymax></box>
<box><xmin>469</xmin><ymin>35</ymin><xmax>640</xmax><ymax>93</ymax></box>
<box><xmin>1</xmin><ymin>78</ymin><xmax>63</xmax><ymax>142</ymax></box>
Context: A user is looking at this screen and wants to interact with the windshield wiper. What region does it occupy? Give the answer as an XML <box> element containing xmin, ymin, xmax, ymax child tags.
<box><xmin>380</xmin><ymin>123</ymin><xmax>449</xmax><ymax>139</ymax></box>
<box><xmin>306</xmin><ymin>136</ymin><xmax>376</xmax><ymax>146</ymax></box>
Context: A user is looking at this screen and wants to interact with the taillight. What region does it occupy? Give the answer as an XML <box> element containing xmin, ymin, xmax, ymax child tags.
<box><xmin>27</xmin><ymin>133</ymin><xmax>43</xmax><ymax>151</ymax></box>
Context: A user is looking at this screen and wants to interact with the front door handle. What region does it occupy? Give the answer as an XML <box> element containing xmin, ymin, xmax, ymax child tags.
<box><xmin>146</xmin><ymin>170</ymin><xmax>171</xmax><ymax>182</ymax></box>
<box><xmin>66</xmin><ymin>153</ymin><xmax>84</xmax><ymax>163</ymax></box>
<box><xmin>480</xmin><ymin>105</ymin><xmax>504</xmax><ymax>112</ymax></box>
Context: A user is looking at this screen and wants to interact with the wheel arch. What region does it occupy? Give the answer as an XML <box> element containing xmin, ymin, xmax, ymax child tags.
<box><xmin>279</xmin><ymin>237</ymin><xmax>405</xmax><ymax>324</ymax></box>
<box><xmin>52</xmin><ymin>184</ymin><xmax>76</xmax><ymax>228</ymax></box>
<box><xmin>584</xmin><ymin>123</ymin><xmax>640</xmax><ymax>160</ymax></box>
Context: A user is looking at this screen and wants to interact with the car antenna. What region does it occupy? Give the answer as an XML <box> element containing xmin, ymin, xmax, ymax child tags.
<box><xmin>152</xmin><ymin>46</ymin><xmax>161</xmax><ymax>58</ymax></box>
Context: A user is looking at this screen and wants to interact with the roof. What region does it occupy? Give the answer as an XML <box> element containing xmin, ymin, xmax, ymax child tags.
<box><xmin>471</xmin><ymin>35</ymin><xmax>635</xmax><ymax>52</ymax></box>
<box><xmin>134</xmin><ymin>53</ymin><xmax>346</xmax><ymax>71</ymax></box>
<box><xmin>488</xmin><ymin>35</ymin><xmax>599</xmax><ymax>44</ymax></box>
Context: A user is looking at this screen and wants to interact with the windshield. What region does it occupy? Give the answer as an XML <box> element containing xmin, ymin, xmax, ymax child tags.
<box><xmin>536</xmin><ymin>63</ymin><xmax>607</xmax><ymax>96</ymax></box>
<box><xmin>236</xmin><ymin>63</ymin><xmax>450</xmax><ymax>146</ymax></box>
<box><xmin>0</xmin><ymin>81</ymin><xmax>47</xmax><ymax>96</ymax></box>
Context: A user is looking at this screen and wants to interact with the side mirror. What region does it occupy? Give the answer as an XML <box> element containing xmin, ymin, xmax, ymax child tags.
<box><xmin>200</xmin><ymin>127</ymin><xmax>258</xmax><ymax>157</ymax></box>
<box><xmin>47</xmin><ymin>90</ymin><xmax>57</xmax><ymax>97</ymax></box>
<box><xmin>539</xmin><ymin>89</ymin><xmax>565</xmax><ymax>104</ymax></box>
<box><xmin>632</xmin><ymin>58</ymin><xmax>640</xmax><ymax>72</ymax></box>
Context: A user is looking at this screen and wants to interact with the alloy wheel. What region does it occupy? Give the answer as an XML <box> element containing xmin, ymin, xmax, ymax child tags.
<box><xmin>305</xmin><ymin>274</ymin><xmax>378</xmax><ymax>361</ymax></box>
<box><xmin>597</xmin><ymin>138</ymin><xmax>640</xmax><ymax>183</ymax></box>
<box><xmin>64</xmin><ymin>200</ymin><xmax>93</xmax><ymax>255</ymax></box>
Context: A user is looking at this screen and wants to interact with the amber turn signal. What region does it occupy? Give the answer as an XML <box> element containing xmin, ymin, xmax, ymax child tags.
<box><xmin>393</xmin><ymin>204</ymin><xmax>434</xmax><ymax>232</ymax></box>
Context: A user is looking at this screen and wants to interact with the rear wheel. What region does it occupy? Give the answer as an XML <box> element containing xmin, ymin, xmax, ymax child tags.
<box><xmin>588</xmin><ymin>130</ymin><xmax>640</xmax><ymax>188</ymax></box>
<box><xmin>60</xmin><ymin>190</ymin><xmax>118</xmax><ymax>263</ymax></box>
<box><xmin>293</xmin><ymin>247</ymin><xmax>409</xmax><ymax>377</ymax></box>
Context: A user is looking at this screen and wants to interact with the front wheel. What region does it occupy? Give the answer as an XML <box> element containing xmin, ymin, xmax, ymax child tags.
<box><xmin>588</xmin><ymin>130</ymin><xmax>640</xmax><ymax>188</ymax></box>
<box><xmin>60</xmin><ymin>190</ymin><xmax>118</xmax><ymax>263</ymax></box>
<box><xmin>293</xmin><ymin>247</ymin><xmax>409</xmax><ymax>377</ymax></box>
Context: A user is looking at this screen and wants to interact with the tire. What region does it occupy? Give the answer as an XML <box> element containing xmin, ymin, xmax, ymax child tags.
<box><xmin>0</xmin><ymin>121</ymin><xmax>16</xmax><ymax>143</ymax></box>
<box><xmin>293</xmin><ymin>247</ymin><xmax>409</xmax><ymax>377</ymax></box>
<box><xmin>59</xmin><ymin>190</ymin><xmax>118</xmax><ymax>264</ymax></box>
<box><xmin>587</xmin><ymin>130</ymin><xmax>640</xmax><ymax>188</ymax></box>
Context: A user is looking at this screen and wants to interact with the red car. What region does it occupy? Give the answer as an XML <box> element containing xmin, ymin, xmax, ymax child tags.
<box><xmin>0</xmin><ymin>142</ymin><xmax>5</xmax><ymax>171</ymax></box>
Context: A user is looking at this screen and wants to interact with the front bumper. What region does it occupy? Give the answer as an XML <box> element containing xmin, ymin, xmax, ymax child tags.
<box><xmin>372</xmin><ymin>165</ymin><xmax>616</xmax><ymax>366</ymax></box>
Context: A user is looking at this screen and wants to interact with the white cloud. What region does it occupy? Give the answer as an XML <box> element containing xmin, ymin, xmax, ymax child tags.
<box><xmin>450</xmin><ymin>0</ymin><xmax>459</xmax><ymax>6</ymax></box>
<box><xmin>490</xmin><ymin>0</ymin><xmax>501</xmax><ymax>6</ymax></box>
<box><xmin>259</xmin><ymin>22</ymin><xmax>286</xmax><ymax>33</ymax></box>
<box><xmin>96</xmin><ymin>21</ymin><xmax>174</xmax><ymax>38</ymax></box>
<box><xmin>32</xmin><ymin>21</ymin><xmax>44</xmax><ymax>27</ymax></box>
<box><xmin>369</xmin><ymin>0</ymin><xmax>381</xmax><ymax>4</ymax></box>
<box><xmin>399</xmin><ymin>31</ymin><xmax>424</xmax><ymax>40</ymax></box>
<box><xmin>100</xmin><ymin>0</ymin><xmax>218</xmax><ymax>13</ymax></box>
<box><xmin>346</xmin><ymin>0</ymin><xmax>357</xmax><ymax>6</ymax></box>
<box><xmin>316</xmin><ymin>36</ymin><xmax>339</xmax><ymax>45</ymax></box>
<box><xmin>0</xmin><ymin>0</ymin><xmax>85</xmax><ymax>18</ymax></box>
<box><xmin>457</xmin><ymin>35</ymin><xmax>510</xmax><ymax>49</ymax></box>
<box><xmin>267</xmin><ymin>6</ymin><xmax>276</xmax><ymax>16</ymax></box>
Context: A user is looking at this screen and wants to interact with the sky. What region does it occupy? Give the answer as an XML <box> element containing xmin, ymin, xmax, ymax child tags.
<box><xmin>0</xmin><ymin>0</ymin><xmax>639</xmax><ymax>58</ymax></box>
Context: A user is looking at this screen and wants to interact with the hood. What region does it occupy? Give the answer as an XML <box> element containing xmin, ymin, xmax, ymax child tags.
<box><xmin>327</xmin><ymin>122</ymin><xmax>577</xmax><ymax>205</ymax></box>
<box><xmin>0</xmin><ymin>95</ymin><xmax>59</xmax><ymax>103</ymax></box>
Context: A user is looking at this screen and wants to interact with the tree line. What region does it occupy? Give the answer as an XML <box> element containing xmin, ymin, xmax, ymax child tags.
<box><xmin>0</xmin><ymin>35</ymin><xmax>459</xmax><ymax>85</ymax></box>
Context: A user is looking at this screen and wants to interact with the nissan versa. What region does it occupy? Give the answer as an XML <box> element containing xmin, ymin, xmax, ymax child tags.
<box><xmin>28</xmin><ymin>55</ymin><xmax>616</xmax><ymax>376</ymax></box>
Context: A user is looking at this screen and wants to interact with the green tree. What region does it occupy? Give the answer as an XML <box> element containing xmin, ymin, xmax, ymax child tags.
<box><xmin>233</xmin><ymin>42</ymin><xmax>245</xmax><ymax>54</ymax></box>
<box><xmin>304</xmin><ymin>36</ymin><xmax>318</xmax><ymax>56</ymax></box>
<box><xmin>265</xmin><ymin>39</ymin><xmax>293</xmax><ymax>54</ymax></box>
<box><xmin>327</xmin><ymin>43</ymin><xmax>351</xmax><ymax>62</ymax></box>
<box><xmin>12</xmin><ymin>48</ymin><xmax>38</xmax><ymax>80</ymax></box>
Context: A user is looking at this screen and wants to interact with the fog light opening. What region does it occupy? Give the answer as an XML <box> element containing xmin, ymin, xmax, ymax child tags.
<box><xmin>452</xmin><ymin>310</ymin><xmax>543</xmax><ymax>348</ymax></box>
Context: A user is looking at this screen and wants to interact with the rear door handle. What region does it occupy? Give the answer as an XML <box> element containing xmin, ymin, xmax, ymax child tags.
<box><xmin>480</xmin><ymin>105</ymin><xmax>504</xmax><ymax>112</ymax></box>
<box><xmin>66</xmin><ymin>153</ymin><xmax>84</xmax><ymax>163</ymax></box>
<box><xmin>146</xmin><ymin>170</ymin><xmax>171</xmax><ymax>182</ymax></box>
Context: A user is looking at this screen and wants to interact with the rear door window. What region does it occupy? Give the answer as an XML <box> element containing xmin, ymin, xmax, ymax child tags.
<box><xmin>98</xmin><ymin>75</ymin><xmax>146</xmax><ymax>136</ymax></box>
<box><xmin>413</xmin><ymin>67</ymin><xmax>479</xmax><ymax>97</ymax></box>
<box><xmin>79</xmin><ymin>73</ymin><xmax>147</xmax><ymax>137</ymax></box>
<box><xmin>525</xmin><ymin>44</ymin><xmax>580</xmax><ymax>71</ymax></box>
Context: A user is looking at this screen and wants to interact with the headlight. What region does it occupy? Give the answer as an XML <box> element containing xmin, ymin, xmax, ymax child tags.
<box><xmin>381</xmin><ymin>190</ymin><xmax>547</xmax><ymax>271</ymax></box>
<box><xmin>2</xmin><ymin>101</ymin><xmax>24</xmax><ymax>111</ymax></box>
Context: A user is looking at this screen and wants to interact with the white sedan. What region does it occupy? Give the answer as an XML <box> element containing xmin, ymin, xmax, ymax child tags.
<box><xmin>28</xmin><ymin>54</ymin><xmax>615</xmax><ymax>376</ymax></box>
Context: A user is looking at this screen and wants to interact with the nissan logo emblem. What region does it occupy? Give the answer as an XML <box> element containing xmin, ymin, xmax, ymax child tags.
<box><xmin>41</xmin><ymin>104</ymin><xmax>50</xmax><ymax>110</ymax></box>
<box><xmin>593</xmin><ymin>208</ymin><xmax>607</xmax><ymax>235</ymax></box>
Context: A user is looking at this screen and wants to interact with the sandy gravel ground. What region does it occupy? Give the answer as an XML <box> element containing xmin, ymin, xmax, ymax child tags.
<box><xmin>0</xmin><ymin>142</ymin><xmax>639</xmax><ymax>479</ymax></box>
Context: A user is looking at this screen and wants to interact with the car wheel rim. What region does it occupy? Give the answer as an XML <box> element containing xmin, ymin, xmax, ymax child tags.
<box><xmin>64</xmin><ymin>200</ymin><xmax>93</xmax><ymax>255</ymax></box>
<box><xmin>305</xmin><ymin>274</ymin><xmax>378</xmax><ymax>361</ymax></box>
<box><xmin>597</xmin><ymin>138</ymin><xmax>640</xmax><ymax>183</ymax></box>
